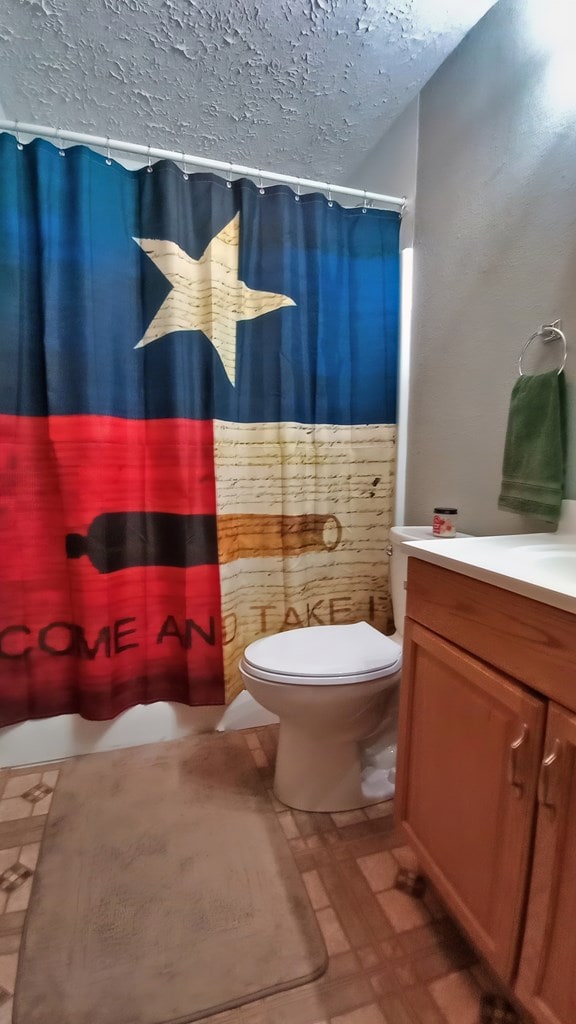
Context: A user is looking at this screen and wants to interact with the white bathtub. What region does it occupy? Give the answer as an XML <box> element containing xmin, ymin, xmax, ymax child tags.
<box><xmin>0</xmin><ymin>692</ymin><xmax>278</xmax><ymax>768</ymax></box>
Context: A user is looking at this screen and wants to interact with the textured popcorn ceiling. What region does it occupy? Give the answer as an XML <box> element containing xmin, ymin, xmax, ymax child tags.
<box><xmin>0</xmin><ymin>0</ymin><xmax>496</xmax><ymax>182</ymax></box>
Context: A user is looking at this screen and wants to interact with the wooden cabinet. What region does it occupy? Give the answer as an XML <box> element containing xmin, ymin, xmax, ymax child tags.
<box><xmin>516</xmin><ymin>704</ymin><xmax>576</xmax><ymax>1024</ymax></box>
<box><xmin>397</xmin><ymin>619</ymin><xmax>545</xmax><ymax>981</ymax></box>
<box><xmin>397</xmin><ymin>558</ymin><xmax>576</xmax><ymax>1023</ymax></box>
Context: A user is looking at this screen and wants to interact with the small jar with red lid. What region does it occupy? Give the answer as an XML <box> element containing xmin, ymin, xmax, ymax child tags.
<box><xmin>433</xmin><ymin>507</ymin><xmax>458</xmax><ymax>537</ymax></box>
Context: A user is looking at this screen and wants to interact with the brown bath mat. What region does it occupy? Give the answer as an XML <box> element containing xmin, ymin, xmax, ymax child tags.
<box><xmin>14</xmin><ymin>733</ymin><xmax>327</xmax><ymax>1024</ymax></box>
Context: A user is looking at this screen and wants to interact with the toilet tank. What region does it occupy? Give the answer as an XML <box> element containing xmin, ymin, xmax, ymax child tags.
<box><xmin>388</xmin><ymin>526</ymin><xmax>471</xmax><ymax>632</ymax></box>
<box><xmin>388</xmin><ymin>526</ymin><xmax>435</xmax><ymax>631</ymax></box>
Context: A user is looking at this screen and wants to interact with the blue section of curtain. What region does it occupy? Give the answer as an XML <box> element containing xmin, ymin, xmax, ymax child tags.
<box><xmin>0</xmin><ymin>133</ymin><xmax>400</xmax><ymax>426</ymax></box>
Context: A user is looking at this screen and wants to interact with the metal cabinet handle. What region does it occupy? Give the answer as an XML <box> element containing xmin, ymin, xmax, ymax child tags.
<box><xmin>538</xmin><ymin>738</ymin><xmax>562</xmax><ymax>810</ymax></box>
<box><xmin>507</xmin><ymin>723</ymin><xmax>528</xmax><ymax>797</ymax></box>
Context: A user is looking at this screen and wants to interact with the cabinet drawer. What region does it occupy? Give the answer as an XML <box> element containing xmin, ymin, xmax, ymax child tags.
<box><xmin>406</xmin><ymin>559</ymin><xmax>576</xmax><ymax>712</ymax></box>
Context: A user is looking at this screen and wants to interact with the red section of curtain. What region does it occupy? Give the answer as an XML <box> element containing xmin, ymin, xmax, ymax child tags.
<box><xmin>0</xmin><ymin>415</ymin><xmax>224</xmax><ymax>725</ymax></box>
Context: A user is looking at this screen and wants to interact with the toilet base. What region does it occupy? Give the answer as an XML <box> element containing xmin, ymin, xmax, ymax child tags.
<box><xmin>273</xmin><ymin>722</ymin><xmax>386</xmax><ymax>813</ymax></box>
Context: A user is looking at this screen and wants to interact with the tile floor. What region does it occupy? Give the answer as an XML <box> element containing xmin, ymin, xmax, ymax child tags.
<box><xmin>0</xmin><ymin>725</ymin><xmax>531</xmax><ymax>1024</ymax></box>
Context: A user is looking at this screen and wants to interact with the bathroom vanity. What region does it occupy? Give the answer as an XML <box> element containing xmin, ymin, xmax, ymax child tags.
<box><xmin>396</xmin><ymin>531</ymin><xmax>576</xmax><ymax>1024</ymax></box>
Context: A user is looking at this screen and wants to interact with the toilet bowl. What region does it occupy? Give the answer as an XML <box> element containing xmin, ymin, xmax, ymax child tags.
<box><xmin>238</xmin><ymin>525</ymin><xmax>469</xmax><ymax>813</ymax></box>
<box><xmin>240</xmin><ymin>622</ymin><xmax>401</xmax><ymax>812</ymax></box>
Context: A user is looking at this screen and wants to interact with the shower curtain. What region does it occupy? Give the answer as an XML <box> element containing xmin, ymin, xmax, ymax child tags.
<box><xmin>0</xmin><ymin>134</ymin><xmax>400</xmax><ymax>725</ymax></box>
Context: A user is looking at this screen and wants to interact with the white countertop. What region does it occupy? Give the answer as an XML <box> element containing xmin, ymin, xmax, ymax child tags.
<box><xmin>404</xmin><ymin>533</ymin><xmax>576</xmax><ymax>616</ymax></box>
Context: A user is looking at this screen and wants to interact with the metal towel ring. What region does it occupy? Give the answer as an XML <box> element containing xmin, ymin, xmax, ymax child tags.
<box><xmin>518</xmin><ymin>320</ymin><xmax>567</xmax><ymax>377</ymax></box>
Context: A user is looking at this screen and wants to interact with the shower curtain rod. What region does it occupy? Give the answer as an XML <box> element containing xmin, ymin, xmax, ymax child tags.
<box><xmin>0</xmin><ymin>119</ymin><xmax>406</xmax><ymax>210</ymax></box>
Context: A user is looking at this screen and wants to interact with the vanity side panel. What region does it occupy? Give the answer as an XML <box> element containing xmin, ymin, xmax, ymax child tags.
<box><xmin>406</xmin><ymin>559</ymin><xmax>576</xmax><ymax>712</ymax></box>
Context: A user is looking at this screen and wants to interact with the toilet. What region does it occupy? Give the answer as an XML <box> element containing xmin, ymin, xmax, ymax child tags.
<box><xmin>239</xmin><ymin>524</ymin><xmax>434</xmax><ymax>812</ymax></box>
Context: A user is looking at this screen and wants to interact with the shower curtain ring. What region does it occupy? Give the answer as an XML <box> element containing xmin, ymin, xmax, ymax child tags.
<box><xmin>147</xmin><ymin>145</ymin><xmax>153</xmax><ymax>173</ymax></box>
<box><xmin>57</xmin><ymin>127</ymin><xmax>66</xmax><ymax>157</ymax></box>
<box><xmin>327</xmin><ymin>184</ymin><xmax>333</xmax><ymax>208</ymax></box>
<box><xmin>15</xmin><ymin>121</ymin><xmax>23</xmax><ymax>151</ymax></box>
<box><xmin>226</xmin><ymin>162</ymin><xmax>233</xmax><ymax>189</ymax></box>
<box><xmin>257</xmin><ymin>171</ymin><xmax>265</xmax><ymax>195</ymax></box>
<box><xmin>105</xmin><ymin>137</ymin><xmax>112</xmax><ymax>165</ymax></box>
<box><xmin>362</xmin><ymin>190</ymin><xmax>368</xmax><ymax>213</ymax></box>
<box><xmin>295</xmin><ymin>180</ymin><xmax>301</xmax><ymax>202</ymax></box>
<box><xmin>181</xmin><ymin>151</ymin><xmax>189</xmax><ymax>180</ymax></box>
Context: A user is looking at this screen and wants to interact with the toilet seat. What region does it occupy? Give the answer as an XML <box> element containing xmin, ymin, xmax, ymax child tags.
<box><xmin>241</xmin><ymin>621</ymin><xmax>401</xmax><ymax>686</ymax></box>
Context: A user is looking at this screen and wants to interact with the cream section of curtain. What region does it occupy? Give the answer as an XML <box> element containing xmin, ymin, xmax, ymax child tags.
<box><xmin>214</xmin><ymin>421</ymin><xmax>396</xmax><ymax>702</ymax></box>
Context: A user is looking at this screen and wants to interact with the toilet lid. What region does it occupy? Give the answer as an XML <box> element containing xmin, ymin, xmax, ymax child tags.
<box><xmin>242</xmin><ymin>622</ymin><xmax>401</xmax><ymax>686</ymax></box>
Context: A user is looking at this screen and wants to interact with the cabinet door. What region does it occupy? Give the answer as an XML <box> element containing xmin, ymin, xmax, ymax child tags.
<box><xmin>516</xmin><ymin>704</ymin><xmax>576</xmax><ymax>1024</ymax></box>
<box><xmin>396</xmin><ymin>620</ymin><xmax>545</xmax><ymax>982</ymax></box>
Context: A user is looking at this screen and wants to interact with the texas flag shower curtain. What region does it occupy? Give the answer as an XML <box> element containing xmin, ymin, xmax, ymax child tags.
<box><xmin>0</xmin><ymin>134</ymin><xmax>400</xmax><ymax>726</ymax></box>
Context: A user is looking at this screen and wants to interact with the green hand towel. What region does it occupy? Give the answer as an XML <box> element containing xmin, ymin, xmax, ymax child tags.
<box><xmin>498</xmin><ymin>370</ymin><xmax>567</xmax><ymax>523</ymax></box>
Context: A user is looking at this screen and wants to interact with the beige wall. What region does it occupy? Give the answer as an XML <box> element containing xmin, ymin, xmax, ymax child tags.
<box><xmin>406</xmin><ymin>0</ymin><xmax>576</xmax><ymax>536</ymax></box>
<box><xmin>347</xmin><ymin>96</ymin><xmax>419</xmax><ymax>249</ymax></box>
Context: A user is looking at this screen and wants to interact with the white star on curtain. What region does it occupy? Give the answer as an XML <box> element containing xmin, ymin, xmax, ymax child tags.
<box><xmin>134</xmin><ymin>213</ymin><xmax>296</xmax><ymax>385</ymax></box>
